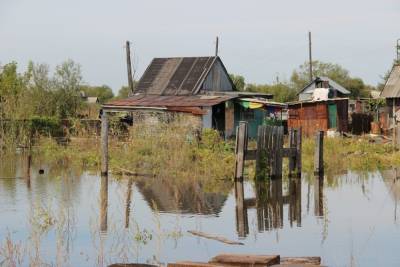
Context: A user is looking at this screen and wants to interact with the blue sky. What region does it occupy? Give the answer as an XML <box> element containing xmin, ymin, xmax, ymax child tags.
<box><xmin>1</xmin><ymin>0</ymin><xmax>399</xmax><ymax>92</ymax></box>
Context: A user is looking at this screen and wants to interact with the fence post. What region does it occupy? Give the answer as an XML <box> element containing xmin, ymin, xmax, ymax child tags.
<box><xmin>255</xmin><ymin>125</ymin><xmax>264</xmax><ymax>174</ymax></box>
<box><xmin>101</xmin><ymin>111</ymin><xmax>109</xmax><ymax>176</ymax></box>
<box><xmin>235</xmin><ymin>121</ymin><xmax>248</xmax><ymax>180</ymax></box>
<box><xmin>296</xmin><ymin>127</ymin><xmax>302</xmax><ymax>175</ymax></box>
<box><xmin>314</xmin><ymin>130</ymin><xmax>324</xmax><ymax>175</ymax></box>
<box><xmin>288</xmin><ymin>128</ymin><xmax>296</xmax><ymax>176</ymax></box>
<box><xmin>275</xmin><ymin>126</ymin><xmax>284</xmax><ymax>179</ymax></box>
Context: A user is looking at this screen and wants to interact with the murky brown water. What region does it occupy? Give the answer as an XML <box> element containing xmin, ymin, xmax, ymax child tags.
<box><xmin>1</xmin><ymin>152</ymin><xmax>400</xmax><ymax>266</ymax></box>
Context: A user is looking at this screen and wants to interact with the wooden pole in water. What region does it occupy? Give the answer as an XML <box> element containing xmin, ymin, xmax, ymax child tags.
<box><xmin>101</xmin><ymin>111</ymin><xmax>109</xmax><ymax>176</ymax></box>
<box><xmin>234</xmin><ymin>122</ymin><xmax>248</xmax><ymax>180</ymax></box>
<box><xmin>314</xmin><ymin>131</ymin><xmax>324</xmax><ymax>175</ymax></box>
<box><xmin>296</xmin><ymin>127</ymin><xmax>302</xmax><ymax>176</ymax></box>
<box><xmin>235</xmin><ymin>177</ymin><xmax>248</xmax><ymax>237</ymax></box>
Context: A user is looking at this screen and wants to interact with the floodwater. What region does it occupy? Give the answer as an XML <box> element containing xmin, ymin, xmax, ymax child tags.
<box><xmin>1</xmin><ymin>153</ymin><xmax>400</xmax><ymax>266</ymax></box>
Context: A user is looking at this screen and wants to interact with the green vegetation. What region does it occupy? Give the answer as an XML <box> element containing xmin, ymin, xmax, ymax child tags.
<box><xmin>230</xmin><ymin>60</ymin><xmax>376</xmax><ymax>102</ymax></box>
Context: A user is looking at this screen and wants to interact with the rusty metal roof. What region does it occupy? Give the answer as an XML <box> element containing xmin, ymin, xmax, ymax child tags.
<box><xmin>135</xmin><ymin>56</ymin><xmax>218</xmax><ymax>95</ymax></box>
<box><xmin>380</xmin><ymin>64</ymin><xmax>400</xmax><ymax>98</ymax></box>
<box><xmin>104</xmin><ymin>95</ymin><xmax>236</xmax><ymax>108</ymax></box>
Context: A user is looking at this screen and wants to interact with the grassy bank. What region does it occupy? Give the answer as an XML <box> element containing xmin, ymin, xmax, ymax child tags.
<box><xmin>29</xmin><ymin>125</ymin><xmax>400</xmax><ymax>180</ymax></box>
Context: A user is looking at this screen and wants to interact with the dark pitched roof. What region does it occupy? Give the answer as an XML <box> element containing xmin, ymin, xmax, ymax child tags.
<box><xmin>298</xmin><ymin>76</ymin><xmax>350</xmax><ymax>95</ymax></box>
<box><xmin>135</xmin><ymin>56</ymin><xmax>234</xmax><ymax>95</ymax></box>
<box><xmin>380</xmin><ymin>64</ymin><xmax>400</xmax><ymax>98</ymax></box>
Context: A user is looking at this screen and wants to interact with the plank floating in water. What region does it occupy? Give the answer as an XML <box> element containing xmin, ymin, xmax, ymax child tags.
<box><xmin>209</xmin><ymin>253</ymin><xmax>280</xmax><ymax>266</ymax></box>
<box><xmin>187</xmin><ymin>231</ymin><xmax>244</xmax><ymax>245</ymax></box>
<box><xmin>168</xmin><ymin>262</ymin><xmax>223</xmax><ymax>267</ymax></box>
<box><xmin>280</xmin><ymin>257</ymin><xmax>321</xmax><ymax>265</ymax></box>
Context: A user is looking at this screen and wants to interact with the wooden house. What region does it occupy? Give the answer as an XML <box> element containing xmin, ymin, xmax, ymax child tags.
<box><xmin>298</xmin><ymin>76</ymin><xmax>351</xmax><ymax>101</ymax></box>
<box><xmin>287</xmin><ymin>98</ymin><xmax>349</xmax><ymax>137</ymax></box>
<box><xmin>379</xmin><ymin>64</ymin><xmax>400</xmax><ymax>132</ymax></box>
<box><xmin>104</xmin><ymin>56</ymin><xmax>278</xmax><ymax>138</ymax></box>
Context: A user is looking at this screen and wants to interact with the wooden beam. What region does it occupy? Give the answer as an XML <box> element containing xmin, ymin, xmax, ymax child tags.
<box><xmin>101</xmin><ymin>111</ymin><xmax>109</xmax><ymax>175</ymax></box>
<box><xmin>234</xmin><ymin>122</ymin><xmax>248</xmax><ymax>180</ymax></box>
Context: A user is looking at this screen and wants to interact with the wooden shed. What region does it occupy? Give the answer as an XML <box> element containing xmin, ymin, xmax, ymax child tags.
<box><xmin>104</xmin><ymin>56</ymin><xmax>273</xmax><ymax>138</ymax></box>
<box><xmin>287</xmin><ymin>98</ymin><xmax>348</xmax><ymax>136</ymax></box>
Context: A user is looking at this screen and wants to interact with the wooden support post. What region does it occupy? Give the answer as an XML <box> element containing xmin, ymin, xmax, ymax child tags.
<box><xmin>296</xmin><ymin>127</ymin><xmax>302</xmax><ymax>175</ymax></box>
<box><xmin>288</xmin><ymin>128</ymin><xmax>296</xmax><ymax>176</ymax></box>
<box><xmin>126</xmin><ymin>41</ymin><xmax>135</xmax><ymax>95</ymax></box>
<box><xmin>255</xmin><ymin>125</ymin><xmax>267</xmax><ymax>178</ymax></box>
<box><xmin>101</xmin><ymin>111</ymin><xmax>109</xmax><ymax>176</ymax></box>
<box><xmin>396</xmin><ymin>125</ymin><xmax>400</xmax><ymax>149</ymax></box>
<box><xmin>234</xmin><ymin>122</ymin><xmax>248</xmax><ymax>180</ymax></box>
<box><xmin>273</xmin><ymin>126</ymin><xmax>283</xmax><ymax>179</ymax></box>
<box><xmin>314</xmin><ymin>130</ymin><xmax>324</xmax><ymax>175</ymax></box>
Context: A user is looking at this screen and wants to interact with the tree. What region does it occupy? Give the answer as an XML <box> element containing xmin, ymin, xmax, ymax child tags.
<box><xmin>246</xmin><ymin>82</ymin><xmax>297</xmax><ymax>103</ymax></box>
<box><xmin>229</xmin><ymin>74</ymin><xmax>245</xmax><ymax>91</ymax></box>
<box><xmin>117</xmin><ymin>82</ymin><xmax>137</xmax><ymax>99</ymax></box>
<box><xmin>290</xmin><ymin>60</ymin><xmax>372</xmax><ymax>98</ymax></box>
<box><xmin>81</xmin><ymin>85</ymin><xmax>114</xmax><ymax>103</ymax></box>
<box><xmin>53</xmin><ymin>59</ymin><xmax>83</xmax><ymax>118</ymax></box>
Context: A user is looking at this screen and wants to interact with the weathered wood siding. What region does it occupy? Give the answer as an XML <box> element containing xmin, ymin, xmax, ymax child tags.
<box><xmin>201</xmin><ymin>60</ymin><xmax>233</xmax><ymax>92</ymax></box>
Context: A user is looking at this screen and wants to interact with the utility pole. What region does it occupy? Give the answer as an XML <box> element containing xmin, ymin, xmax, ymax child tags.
<box><xmin>126</xmin><ymin>41</ymin><xmax>135</xmax><ymax>95</ymax></box>
<box><xmin>215</xmin><ymin>36</ymin><xmax>219</xmax><ymax>57</ymax></box>
<box><xmin>397</xmin><ymin>39</ymin><xmax>400</xmax><ymax>63</ymax></box>
<box><xmin>308</xmin><ymin>31</ymin><xmax>313</xmax><ymax>82</ymax></box>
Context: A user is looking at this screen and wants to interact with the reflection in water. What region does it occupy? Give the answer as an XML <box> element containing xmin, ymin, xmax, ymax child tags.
<box><xmin>125</xmin><ymin>178</ymin><xmax>134</xmax><ymax>228</ymax></box>
<box><xmin>100</xmin><ymin>174</ymin><xmax>108</xmax><ymax>233</ymax></box>
<box><xmin>380</xmin><ymin>169</ymin><xmax>400</xmax><ymax>223</ymax></box>
<box><xmin>314</xmin><ymin>175</ymin><xmax>324</xmax><ymax>217</ymax></box>
<box><xmin>234</xmin><ymin>178</ymin><xmax>304</xmax><ymax>237</ymax></box>
<box><xmin>135</xmin><ymin>178</ymin><xmax>231</xmax><ymax>215</ymax></box>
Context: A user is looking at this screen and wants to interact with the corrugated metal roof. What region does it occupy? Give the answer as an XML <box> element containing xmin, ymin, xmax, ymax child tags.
<box><xmin>380</xmin><ymin>65</ymin><xmax>400</xmax><ymax>98</ymax></box>
<box><xmin>104</xmin><ymin>95</ymin><xmax>236</xmax><ymax>108</ymax></box>
<box><xmin>135</xmin><ymin>57</ymin><xmax>217</xmax><ymax>95</ymax></box>
<box><xmin>298</xmin><ymin>76</ymin><xmax>351</xmax><ymax>95</ymax></box>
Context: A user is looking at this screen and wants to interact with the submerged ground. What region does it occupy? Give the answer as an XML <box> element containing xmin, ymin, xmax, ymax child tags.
<box><xmin>1</xmin><ymin>127</ymin><xmax>400</xmax><ymax>267</ymax></box>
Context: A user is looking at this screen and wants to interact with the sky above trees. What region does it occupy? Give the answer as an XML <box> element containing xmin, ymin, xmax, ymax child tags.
<box><xmin>0</xmin><ymin>0</ymin><xmax>399</xmax><ymax>93</ymax></box>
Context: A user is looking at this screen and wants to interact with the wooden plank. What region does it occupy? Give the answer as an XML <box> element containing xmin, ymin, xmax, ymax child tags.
<box><xmin>288</xmin><ymin>128</ymin><xmax>295</xmax><ymax>175</ymax></box>
<box><xmin>109</xmin><ymin>264</ymin><xmax>157</xmax><ymax>267</ymax></box>
<box><xmin>210</xmin><ymin>254</ymin><xmax>280</xmax><ymax>266</ymax></box>
<box><xmin>101</xmin><ymin>111</ymin><xmax>109</xmax><ymax>175</ymax></box>
<box><xmin>274</xmin><ymin>126</ymin><xmax>284</xmax><ymax>179</ymax></box>
<box><xmin>314</xmin><ymin>131</ymin><xmax>324</xmax><ymax>175</ymax></box>
<box><xmin>187</xmin><ymin>231</ymin><xmax>244</xmax><ymax>245</ymax></box>
<box><xmin>281</xmin><ymin>257</ymin><xmax>321</xmax><ymax>265</ymax></box>
<box><xmin>296</xmin><ymin>127</ymin><xmax>302</xmax><ymax>175</ymax></box>
<box><xmin>234</xmin><ymin>122</ymin><xmax>248</xmax><ymax>180</ymax></box>
<box><xmin>168</xmin><ymin>262</ymin><xmax>223</xmax><ymax>267</ymax></box>
<box><xmin>256</xmin><ymin>126</ymin><xmax>264</xmax><ymax>172</ymax></box>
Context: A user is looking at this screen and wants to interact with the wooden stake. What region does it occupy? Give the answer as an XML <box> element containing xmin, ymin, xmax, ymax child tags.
<box><xmin>215</xmin><ymin>36</ymin><xmax>219</xmax><ymax>57</ymax></box>
<box><xmin>296</xmin><ymin>127</ymin><xmax>302</xmax><ymax>175</ymax></box>
<box><xmin>101</xmin><ymin>111</ymin><xmax>109</xmax><ymax>176</ymax></box>
<box><xmin>314</xmin><ymin>130</ymin><xmax>324</xmax><ymax>175</ymax></box>
<box><xmin>234</xmin><ymin>122</ymin><xmax>248</xmax><ymax>180</ymax></box>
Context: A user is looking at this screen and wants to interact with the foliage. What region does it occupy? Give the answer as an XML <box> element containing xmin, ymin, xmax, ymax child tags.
<box><xmin>116</xmin><ymin>82</ymin><xmax>137</xmax><ymax>99</ymax></box>
<box><xmin>80</xmin><ymin>84</ymin><xmax>114</xmax><ymax>103</ymax></box>
<box><xmin>246</xmin><ymin>82</ymin><xmax>297</xmax><ymax>102</ymax></box>
<box><xmin>290</xmin><ymin>60</ymin><xmax>373</xmax><ymax>98</ymax></box>
<box><xmin>229</xmin><ymin>74</ymin><xmax>245</xmax><ymax>91</ymax></box>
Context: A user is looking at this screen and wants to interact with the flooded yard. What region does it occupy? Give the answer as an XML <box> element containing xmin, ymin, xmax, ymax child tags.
<box><xmin>1</xmin><ymin>153</ymin><xmax>400</xmax><ymax>266</ymax></box>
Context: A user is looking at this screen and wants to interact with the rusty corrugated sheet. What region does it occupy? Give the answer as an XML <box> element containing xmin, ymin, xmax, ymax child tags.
<box><xmin>287</xmin><ymin>99</ymin><xmax>348</xmax><ymax>136</ymax></box>
<box><xmin>381</xmin><ymin>64</ymin><xmax>400</xmax><ymax>98</ymax></box>
<box><xmin>105</xmin><ymin>95</ymin><xmax>235</xmax><ymax>108</ymax></box>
